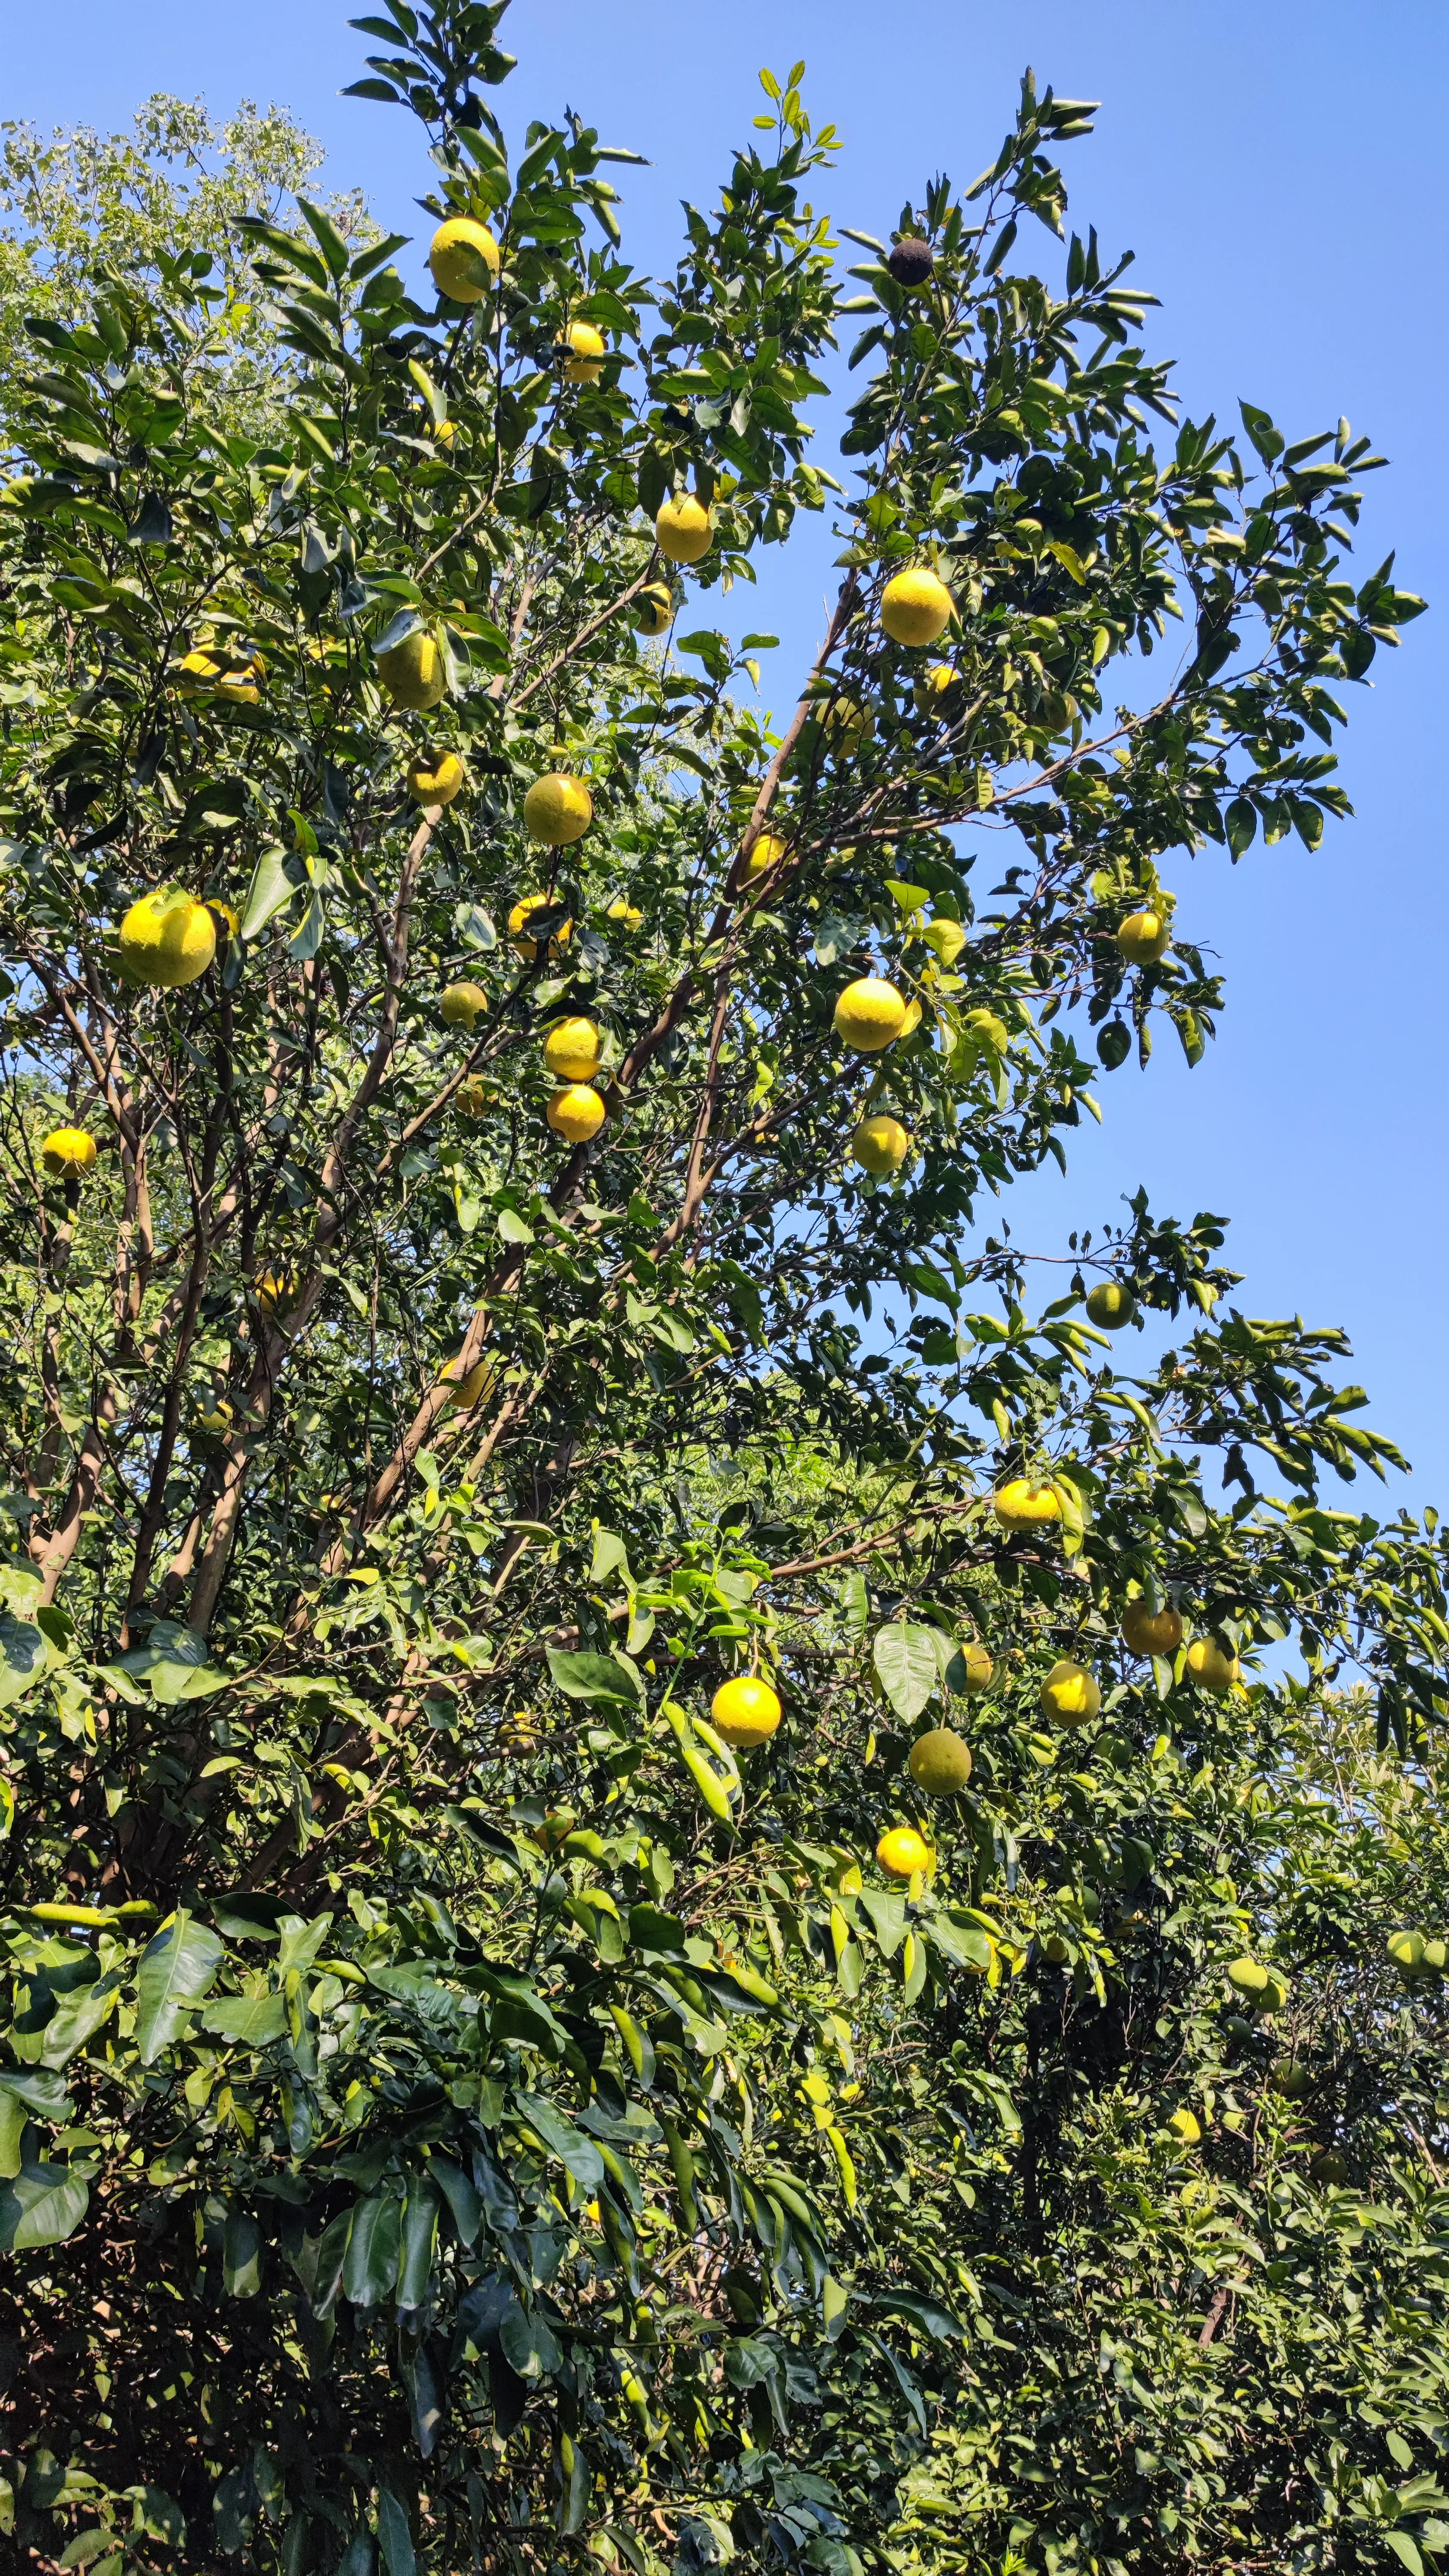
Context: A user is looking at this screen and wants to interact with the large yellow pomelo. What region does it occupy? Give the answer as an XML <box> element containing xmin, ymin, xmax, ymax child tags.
<box><xmin>957</xmin><ymin>1641</ymin><xmax>993</xmax><ymax>1693</ymax></box>
<box><xmin>1186</xmin><ymin>1636</ymin><xmax>1240</xmax><ymax>1694</ymax></box>
<box><xmin>993</xmin><ymin>1479</ymin><xmax>1060</xmax><ymax>1528</ymax></box>
<box><xmin>118</xmin><ymin>890</ymin><xmax>217</xmax><ymax>989</ymax></box>
<box><xmin>881</xmin><ymin>567</ymin><xmax>954</xmax><ymax>647</ymax></box>
<box><xmin>440</xmin><ymin>981</ymin><xmax>488</xmax><ymax>1028</ymax></box>
<box><xmin>877</xmin><ymin>1825</ymin><xmax>934</xmax><ymax>1881</ymax></box>
<box><xmin>407</xmin><ymin>749</ymin><xmax>465</xmax><ymax>806</ymax></box>
<box><xmin>41</xmin><ymin>1126</ymin><xmax>97</xmax><ymax>1178</ymax></box>
<box><xmin>524</xmin><ymin>772</ymin><xmax>593</xmax><ymax>846</ymax></box>
<box><xmin>546</xmin><ymin>1083</ymin><xmax>606</xmax><ymax>1143</ymax></box>
<box><xmin>429</xmin><ymin>217</ymin><xmax>500</xmax><ymax>301</ymax></box>
<box><xmin>559</xmin><ymin>321</ymin><xmax>606</xmax><ymax>381</ymax></box>
<box><xmin>710</xmin><ymin>1676</ymin><xmax>782</xmax><ymax>1749</ymax></box>
<box><xmin>440</xmin><ymin>1355</ymin><xmax>495</xmax><ymax>1410</ymax></box>
<box><xmin>850</xmin><ymin>1114</ymin><xmax>911</xmax><ymax>1177</ymax></box>
<box><xmin>1121</xmin><ymin>1600</ymin><xmax>1184</xmax><ymax>1658</ymax></box>
<box><xmin>656</xmin><ymin>494</ymin><xmax>712</xmax><ymax>563</ymax></box>
<box><xmin>508</xmin><ymin>894</ymin><xmax>574</xmax><ymax>962</ymax></box>
<box><xmin>377</xmin><ymin>629</ymin><xmax>446</xmax><ymax>710</ymax></box>
<box><xmin>634</xmin><ymin>583</ymin><xmax>673</xmax><ymax>636</ymax></box>
<box><xmin>1116</xmin><ymin>908</ymin><xmax>1172</xmax><ymax>966</ymax></box>
<box><xmin>834</xmin><ymin>977</ymin><xmax>907</xmax><ymax>1052</ymax></box>
<box><xmin>743</xmin><ymin>831</ymin><xmax>789</xmax><ymax>880</ymax></box>
<box><xmin>1086</xmin><ymin>1281</ymin><xmax>1137</xmax><ymax>1329</ymax></box>
<box><xmin>543</xmin><ymin>1017</ymin><xmax>602</xmax><ymax>1082</ymax></box>
<box><xmin>1039</xmin><ymin>1659</ymin><xmax>1101</xmax><ymax>1725</ymax></box>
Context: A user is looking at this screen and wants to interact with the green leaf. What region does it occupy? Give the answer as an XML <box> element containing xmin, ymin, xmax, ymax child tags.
<box><xmin>0</xmin><ymin>1612</ymin><xmax>48</xmax><ymax>1708</ymax></box>
<box><xmin>546</xmin><ymin>1647</ymin><xmax>641</xmax><ymax>1705</ymax></box>
<box><xmin>239</xmin><ymin>844</ymin><xmax>305</xmax><ymax>942</ymax></box>
<box><xmin>202</xmin><ymin>1992</ymin><xmax>288</xmax><ymax>2045</ymax></box>
<box><xmin>134</xmin><ymin>1912</ymin><xmax>223</xmax><ymax>2064</ymax></box>
<box><xmin>872</xmin><ymin>1623</ymin><xmax>940</xmax><ymax>1722</ymax></box>
<box><xmin>1388</xmin><ymin>2539</ymin><xmax>1426</xmax><ymax>2576</ymax></box>
<box><xmin>0</xmin><ymin>2159</ymin><xmax>89</xmax><ymax>2250</ymax></box>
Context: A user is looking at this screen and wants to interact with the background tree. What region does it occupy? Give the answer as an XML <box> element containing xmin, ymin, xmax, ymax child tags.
<box><xmin>0</xmin><ymin>6</ymin><xmax>1441</xmax><ymax>2574</ymax></box>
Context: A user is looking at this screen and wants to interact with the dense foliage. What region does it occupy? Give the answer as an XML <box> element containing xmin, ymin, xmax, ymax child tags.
<box><xmin>0</xmin><ymin>8</ymin><xmax>1442</xmax><ymax>2575</ymax></box>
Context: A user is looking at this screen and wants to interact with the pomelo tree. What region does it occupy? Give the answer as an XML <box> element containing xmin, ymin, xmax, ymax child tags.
<box><xmin>0</xmin><ymin>5</ymin><xmax>1443</xmax><ymax>2572</ymax></box>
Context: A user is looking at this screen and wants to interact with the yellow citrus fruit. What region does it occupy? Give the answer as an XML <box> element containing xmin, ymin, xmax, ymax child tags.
<box><xmin>824</xmin><ymin>693</ymin><xmax>871</xmax><ymax>745</ymax></box>
<box><xmin>1039</xmin><ymin>1659</ymin><xmax>1101</xmax><ymax>1726</ymax></box>
<box><xmin>177</xmin><ymin>646</ymin><xmax>262</xmax><ymax>702</ymax></box>
<box><xmin>1086</xmin><ymin>1281</ymin><xmax>1137</xmax><ymax>1329</ymax></box>
<box><xmin>1186</xmin><ymin>1636</ymin><xmax>1240</xmax><ymax>1694</ymax></box>
<box><xmin>40</xmin><ymin>1126</ymin><xmax>96</xmax><ymax>1178</ymax></box>
<box><xmin>957</xmin><ymin>1641</ymin><xmax>993</xmax><ymax>1694</ymax></box>
<box><xmin>920</xmin><ymin>916</ymin><xmax>967</xmax><ymax>966</ymax></box>
<box><xmin>1121</xmin><ymin>1601</ymin><xmax>1184</xmax><ymax>1659</ymax></box>
<box><xmin>881</xmin><ymin>567</ymin><xmax>955</xmax><ymax>647</ymax></box>
<box><xmin>993</xmin><ymin>1479</ymin><xmax>1060</xmax><ymax>1528</ymax></box>
<box><xmin>877</xmin><ymin>1825</ymin><xmax>933</xmax><ymax>1881</ymax></box>
<box><xmin>377</xmin><ymin>629</ymin><xmax>446</xmax><ymax>710</ymax></box>
<box><xmin>1388</xmin><ymin>1929</ymin><xmax>1426</xmax><ymax>1977</ymax></box>
<box><xmin>633</xmin><ymin>583</ymin><xmax>673</xmax><ymax>636</ymax></box>
<box><xmin>1168</xmin><ymin>2108</ymin><xmax>1202</xmax><ymax>2144</ymax></box>
<box><xmin>407</xmin><ymin>749</ymin><xmax>465</xmax><ymax>806</ymax></box>
<box><xmin>907</xmin><ymin>1728</ymin><xmax>973</xmax><ymax>1794</ymax></box>
<box><xmin>850</xmin><ymin>1114</ymin><xmax>911</xmax><ymax>1178</ymax></box>
<box><xmin>509</xmin><ymin>894</ymin><xmax>574</xmax><ymax>962</ymax></box>
<box><xmin>656</xmin><ymin>493</ymin><xmax>713</xmax><ymax>564</ymax></box>
<box><xmin>1116</xmin><ymin>908</ymin><xmax>1172</xmax><ymax>966</ymax></box>
<box><xmin>440</xmin><ymin>982</ymin><xmax>488</xmax><ymax>1029</ymax></box>
<box><xmin>431</xmin><ymin>417</ymin><xmax>456</xmax><ymax>445</ymax></box>
<box><xmin>1227</xmin><ymin>1957</ymin><xmax>1270</xmax><ymax>1999</ymax></box>
<box><xmin>118</xmin><ymin>890</ymin><xmax>217</xmax><ymax>989</ymax></box>
<box><xmin>523</xmin><ymin>772</ymin><xmax>593</xmax><ymax>846</ymax></box>
<box><xmin>559</xmin><ymin>320</ymin><xmax>606</xmax><ymax>381</ymax></box>
<box><xmin>1270</xmin><ymin>2057</ymin><xmax>1309</xmax><ymax>2099</ymax></box>
<box><xmin>913</xmin><ymin>662</ymin><xmax>959</xmax><ymax>713</ymax></box>
<box><xmin>196</xmin><ymin>1398</ymin><xmax>233</xmax><ymax>1435</ymax></box>
<box><xmin>834</xmin><ymin>977</ymin><xmax>907</xmax><ymax>1052</ymax></box>
<box><xmin>204</xmin><ymin>895</ymin><xmax>239</xmax><ymax>938</ymax></box>
<box><xmin>710</xmin><ymin>1676</ymin><xmax>783</xmax><ymax>1749</ymax></box>
<box><xmin>440</xmin><ymin>1355</ymin><xmax>495</xmax><ymax>1410</ymax></box>
<box><xmin>255</xmin><ymin>1270</ymin><xmax>295</xmax><ymax>1320</ymax></box>
<box><xmin>456</xmin><ymin>1077</ymin><xmax>489</xmax><ymax>1115</ymax></box>
<box><xmin>543</xmin><ymin>1017</ymin><xmax>602</xmax><ymax>1082</ymax></box>
<box><xmin>744</xmin><ymin>831</ymin><xmax>789</xmax><ymax>880</ymax></box>
<box><xmin>429</xmin><ymin>216</ymin><xmax>501</xmax><ymax>301</ymax></box>
<box><xmin>606</xmin><ymin>896</ymin><xmax>645</xmax><ymax>928</ymax></box>
<box><xmin>546</xmin><ymin>1083</ymin><xmax>606</xmax><ymax>1142</ymax></box>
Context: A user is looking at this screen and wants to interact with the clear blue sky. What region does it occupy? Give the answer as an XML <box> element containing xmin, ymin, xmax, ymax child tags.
<box><xmin>6</xmin><ymin>0</ymin><xmax>1446</xmax><ymax>1509</ymax></box>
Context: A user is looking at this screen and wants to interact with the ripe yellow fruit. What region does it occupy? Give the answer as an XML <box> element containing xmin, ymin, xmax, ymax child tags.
<box><xmin>744</xmin><ymin>831</ymin><xmax>789</xmax><ymax>880</ymax></box>
<box><xmin>524</xmin><ymin>772</ymin><xmax>593</xmax><ymax>846</ymax></box>
<box><xmin>456</xmin><ymin>1076</ymin><xmax>489</xmax><ymax>1115</ymax></box>
<box><xmin>834</xmin><ymin>977</ymin><xmax>907</xmax><ymax>1052</ymax></box>
<box><xmin>606</xmin><ymin>896</ymin><xmax>645</xmax><ymax>928</ymax></box>
<box><xmin>377</xmin><ymin>629</ymin><xmax>446</xmax><ymax>710</ymax></box>
<box><xmin>177</xmin><ymin>645</ymin><xmax>262</xmax><ymax>703</ymax></box>
<box><xmin>441</xmin><ymin>1355</ymin><xmax>495</xmax><ymax>1410</ymax></box>
<box><xmin>1116</xmin><ymin>908</ymin><xmax>1172</xmax><ymax>966</ymax></box>
<box><xmin>920</xmin><ymin>916</ymin><xmax>967</xmax><ymax>966</ymax></box>
<box><xmin>196</xmin><ymin>1397</ymin><xmax>233</xmax><ymax>1435</ymax></box>
<box><xmin>1168</xmin><ymin>2108</ymin><xmax>1202</xmax><ymax>2144</ymax></box>
<box><xmin>1424</xmin><ymin>1938</ymin><xmax>1449</xmax><ymax>1975</ymax></box>
<box><xmin>255</xmin><ymin>1270</ymin><xmax>296</xmax><ymax>1320</ymax></box>
<box><xmin>40</xmin><ymin>1126</ymin><xmax>96</xmax><ymax>1178</ymax></box>
<box><xmin>957</xmin><ymin>1641</ymin><xmax>993</xmax><ymax>1694</ymax></box>
<box><xmin>1227</xmin><ymin>1956</ymin><xmax>1270</xmax><ymax>1999</ymax></box>
<box><xmin>907</xmin><ymin>1728</ymin><xmax>973</xmax><ymax>1794</ymax></box>
<box><xmin>1388</xmin><ymin>1929</ymin><xmax>1436</xmax><ymax>1978</ymax></box>
<box><xmin>877</xmin><ymin>1825</ymin><xmax>933</xmax><ymax>1881</ymax></box>
<box><xmin>850</xmin><ymin>1113</ymin><xmax>911</xmax><ymax>1178</ymax></box>
<box><xmin>993</xmin><ymin>1479</ymin><xmax>1060</xmax><ymax>1528</ymax></box>
<box><xmin>431</xmin><ymin>417</ymin><xmax>456</xmax><ymax>445</ymax></box>
<box><xmin>1121</xmin><ymin>1600</ymin><xmax>1184</xmax><ymax>1659</ymax></box>
<box><xmin>881</xmin><ymin>567</ymin><xmax>955</xmax><ymax>647</ymax></box>
<box><xmin>1039</xmin><ymin>1659</ymin><xmax>1101</xmax><ymax>1726</ymax></box>
<box><xmin>440</xmin><ymin>981</ymin><xmax>488</xmax><ymax>1028</ymax></box>
<box><xmin>913</xmin><ymin>662</ymin><xmax>960</xmax><ymax>714</ymax></box>
<box><xmin>546</xmin><ymin>1083</ymin><xmax>606</xmax><ymax>1142</ymax></box>
<box><xmin>429</xmin><ymin>216</ymin><xmax>501</xmax><ymax>301</ymax></box>
<box><xmin>824</xmin><ymin>693</ymin><xmax>871</xmax><ymax>744</ymax></box>
<box><xmin>407</xmin><ymin>749</ymin><xmax>465</xmax><ymax>807</ymax></box>
<box><xmin>1086</xmin><ymin>1281</ymin><xmax>1137</xmax><ymax>1329</ymax></box>
<box><xmin>118</xmin><ymin>890</ymin><xmax>217</xmax><ymax>989</ymax></box>
<box><xmin>508</xmin><ymin>894</ymin><xmax>574</xmax><ymax>962</ymax></box>
<box><xmin>559</xmin><ymin>321</ymin><xmax>606</xmax><ymax>381</ymax></box>
<box><xmin>634</xmin><ymin>583</ymin><xmax>673</xmax><ymax>637</ymax></box>
<box><xmin>543</xmin><ymin>1017</ymin><xmax>602</xmax><ymax>1082</ymax></box>
<box><xmin>1187</xmin><ymin>1636</ymin><xmax>1240</xmax><ymax>1694</ymax></box>
<box><xmin>710</xmin><ymin>1676</ymin><xmax>783</xmax><ymax>1749</ymax></box>
<box><xmin>656</xmin><ymin>494</ymin><xmax>713</xmax><ymax>564</ymax></box>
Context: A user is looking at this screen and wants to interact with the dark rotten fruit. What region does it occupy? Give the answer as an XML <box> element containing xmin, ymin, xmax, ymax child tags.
<box><xmin>888</xmin><ymin>236</ymin><xmax>935</xmax><ymax>287</ymax></box>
